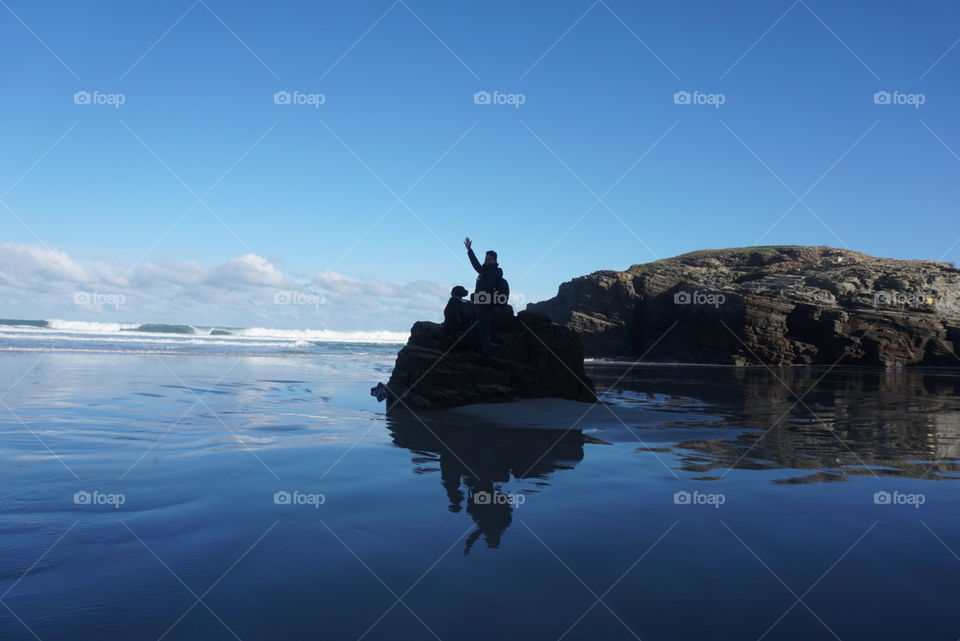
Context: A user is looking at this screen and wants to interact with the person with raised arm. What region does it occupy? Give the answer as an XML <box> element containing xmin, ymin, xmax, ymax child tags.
<box><xmin>463</xmin><ymin>237</ymin><xmax>508</xmax><ymax>356</ymax></box>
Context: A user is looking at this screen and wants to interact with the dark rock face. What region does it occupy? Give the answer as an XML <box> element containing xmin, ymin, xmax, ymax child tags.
<box><xmin>528</xmin><ymin>246</ymin><xmax>960</xmax><ymax>366</ymax></box>
<box><xmin>377</xmin><ymin>308</ymin><xmax>596</xmax><ymax>411</ymax></box>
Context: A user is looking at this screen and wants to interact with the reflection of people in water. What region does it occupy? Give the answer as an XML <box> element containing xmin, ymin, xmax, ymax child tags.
<box><xmin>440</xmin><ymin>457</ymin><xmax>515</xmax><ymax>553</ymax></box>
<box><xmin>387</xmin><ymin>417</ymin><xmax>584</xmax><ymax>554</ymax></box>
<box><xmin>440</xmin><ymin>455</ymin><xmax>465</xmax><ymax>512</ymax></box>
<box><xmin>464</xmin><ymin>478</ymin><xmax>511</xmax><ymax>553</ymax></box>
<box><xmin>437</xmin><ymin>446</ymin><xmax>518</xmax><ymax>555</ymax></box>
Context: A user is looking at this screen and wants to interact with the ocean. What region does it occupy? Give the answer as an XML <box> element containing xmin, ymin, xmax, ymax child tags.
<box><xmin>0</xmin><ymin>318</ymin><xmax>408</xmax><ymax>356</ymax></box>
<box><xmin>1</xmin><ymin>318</ymin><xmax>959</xmax><ymax>640</ymax></box>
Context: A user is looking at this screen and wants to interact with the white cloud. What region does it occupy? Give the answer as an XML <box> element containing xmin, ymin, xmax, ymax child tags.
<box><xmin>314</xmin><ymin>270</ymin><xmax>399</xmax><ymax>297</ymax></box>
<box><xmin>208</xmin><ymin>253</ymin><xmax>286</xmax><ymax>288</ymax></box>
<box><xmin>93</xmin><ymin>263</ymin><xmax>130</xmax><ymax>288</ymax></box>
<box><xmin>135</xmin><ymin>258</ymin><xmax>205</xmax><ymax>286</ymax></box>
<box><xmin>0</xmin><ymin>242</ymin><xmax>89</xmax><ymax>286</ymax></box>
<box><xmin>313</xmin><ymin>271</ymin><xmax>448</xmax><ymax>299</ymax></box>
<box><xmin>0</xmin><ymin>243</ymin><xmax>447</xmax><ymax>330</ymax></box>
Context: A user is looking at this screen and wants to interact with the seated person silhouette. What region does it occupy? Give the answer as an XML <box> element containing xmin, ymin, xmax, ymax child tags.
<box><xmin>442</xmin><ymin>285</ymin><xmax>472</xmax><ymax>347</ymax></box>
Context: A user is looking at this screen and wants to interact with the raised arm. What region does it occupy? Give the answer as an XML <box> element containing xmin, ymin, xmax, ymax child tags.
<box><xmin>464</xmin><ymin>237</ymin><xmax>482</xmax><ymax>273</ymax></box>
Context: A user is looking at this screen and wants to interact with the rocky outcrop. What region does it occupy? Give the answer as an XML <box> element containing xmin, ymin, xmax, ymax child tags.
<box><xmin>374</xmin><ymin>308</ymin><xmax>596</xmax><ymax>411</ymax></box>
<box><xmin>528</xmin><ymin>246</ymin><xmax>960</xmax><ymax>366</ymax></box>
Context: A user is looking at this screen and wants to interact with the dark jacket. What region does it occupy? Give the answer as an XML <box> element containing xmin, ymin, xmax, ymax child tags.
<box><xmin>468</xmin><ymin>248</ymin><xmax>506</xmax><ymax>305</ymax></box>
<box><xmin>443</xmin><ymin>297</ymin><xmax>469</xmax><ymax>333</ymax></box>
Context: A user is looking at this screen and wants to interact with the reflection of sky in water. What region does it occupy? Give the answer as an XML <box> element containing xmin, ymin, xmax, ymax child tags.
<box><xmin>0</xmin><ymin>353</ymin><xmax>390</xmax><ymax>471</ymax></box>
<box><xmin>3</xmin><ymin>354</ymin><xmax>960</xmax><ymax>640</ymax></box>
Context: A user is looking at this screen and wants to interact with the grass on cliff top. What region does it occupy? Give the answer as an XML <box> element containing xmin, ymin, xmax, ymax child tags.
<box><xmin>625</xmin><ymin>246</ymin><xmax>956</xmax><ymax>273</ymax></box>
<box><xmin>626</xmin><ymin>245</ymin><xmax>819</xmax><ymax>272</ymax></box>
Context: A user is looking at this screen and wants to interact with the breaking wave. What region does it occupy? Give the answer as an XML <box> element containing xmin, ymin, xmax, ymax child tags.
<box><xmin>0</xmin><ymin>318</ymin><xmax>408</xmax><ymax>355</ymax></box>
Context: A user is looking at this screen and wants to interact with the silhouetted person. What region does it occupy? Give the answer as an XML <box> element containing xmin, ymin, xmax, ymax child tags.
<box><xmin>442</xmin><ymin>285</ymin><xmax>471</xmax><ymax>347</ymax></box>
<box><xmin>464</xmin><ymin>237</ymin><xmax>508</xmax><ymax>357</ymax></box>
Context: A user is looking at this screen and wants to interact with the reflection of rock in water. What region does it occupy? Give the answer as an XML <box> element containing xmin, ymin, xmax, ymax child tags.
<box><xmin>387</xmin><ymin>415</ymin><xmax>584</xmax><ymax>553</ymax></box>
<box><xmin>932</xmin><ymin>412</ymin><xmax>960</xmax><ymax>462</ymax></box>
<box><xmin>592</xmin><ymin>364</ymin><xmax>960</xmax><ymax>482</ymax></box>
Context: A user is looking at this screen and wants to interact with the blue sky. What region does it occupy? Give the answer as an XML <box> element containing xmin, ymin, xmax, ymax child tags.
<box><xmin>2</xmin><ymin>0</ymin><xmax>959</xmax><ymax>330</ymax></box>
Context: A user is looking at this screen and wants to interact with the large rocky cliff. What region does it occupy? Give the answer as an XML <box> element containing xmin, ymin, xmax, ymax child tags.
<box><xmin>528</xmin><ymin>246</ymin><xmax>960</xmax><ymax>366</ymax></box>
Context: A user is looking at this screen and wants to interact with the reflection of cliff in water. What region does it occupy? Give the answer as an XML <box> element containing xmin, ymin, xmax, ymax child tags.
<box><xmin>387</xmin><ymin>416</ymin><xmax>584</xmax><ymax>553</ymax></box>
<box><xmin>592</xmin><ymin>365</ymin><xmax>960</xmax><ymax>482</ymax></box>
